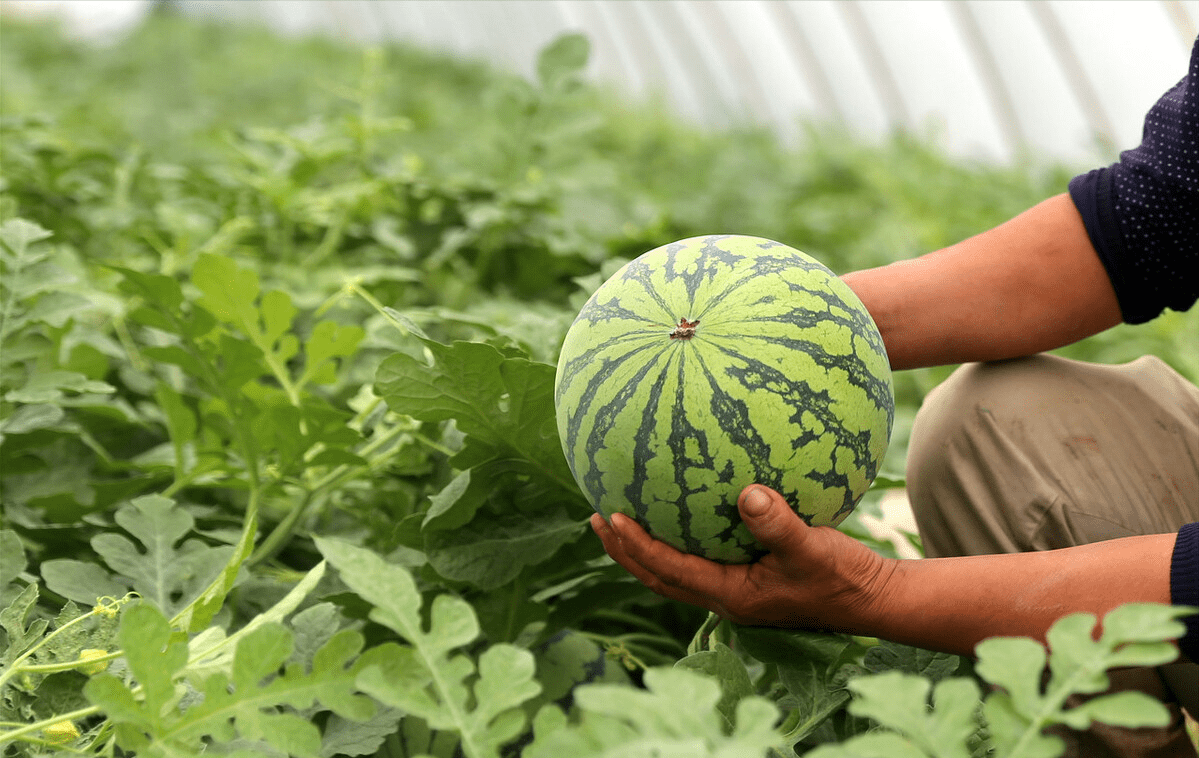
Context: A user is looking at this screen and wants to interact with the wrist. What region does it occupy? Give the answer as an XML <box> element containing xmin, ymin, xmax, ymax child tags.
<box><xmin>846</xmin><ymin>552</ymin><xmax>903</xmax><ymax>635</ymax></box>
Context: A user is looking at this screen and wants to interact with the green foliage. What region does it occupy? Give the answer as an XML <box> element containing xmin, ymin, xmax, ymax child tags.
<box><xmin>804</xmin><ymin>604</ymin><xmax>1192</xmax><ymax>758</ymax></box>
<box><xmin>376</xmin><ymin>336</ymin><xmax>590</xmax><ymax>591</ymax></box>
<box><xmin>1</xmin><ymin>11</ymin><xmax>1195</xmax><ymax>757</ymax></box>
<box><xmin>317</xmin><ymin>537</ymin><xmax>541</xmax><ymax>758</ymax></box>
<box><xmin>524</xmin><ymin>667</ymin><xmax>784</xmax><ymax>757</ymax></box>
<box><xmin>82</xmin><ymin>602</ymin><xmax>376</xmax><ymax>756</ymax></box>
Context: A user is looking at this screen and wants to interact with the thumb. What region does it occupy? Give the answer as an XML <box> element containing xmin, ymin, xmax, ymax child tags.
<box><xmin>738</xmin><ymin>485</ymin><xmax>809</xmax><ymax>557</ymax></box>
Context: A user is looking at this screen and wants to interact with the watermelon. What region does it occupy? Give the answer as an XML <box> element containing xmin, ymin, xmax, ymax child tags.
<box><xmin>554</xmin><ymin>235</ymin><xmax>893</xmax><ymax>563</ymax></box>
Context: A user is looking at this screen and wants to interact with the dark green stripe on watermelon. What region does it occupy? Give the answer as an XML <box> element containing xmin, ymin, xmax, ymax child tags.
<box><xmin>569</xmin><ymin>342</ymin><xmax>670</xmax><ymax>505</ymax></box>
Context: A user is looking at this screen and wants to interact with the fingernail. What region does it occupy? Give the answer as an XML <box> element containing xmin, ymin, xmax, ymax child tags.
<box><xmin>742</xmin><ymin>487</ymin><xmax>771</xmax><ymax>517</ymax></box>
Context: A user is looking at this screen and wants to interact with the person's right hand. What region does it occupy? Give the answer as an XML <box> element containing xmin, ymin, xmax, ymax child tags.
<box><xmin>591</xmin><ymin>484</ymin><xmax>898</xmax><ymax>633</ymax></box>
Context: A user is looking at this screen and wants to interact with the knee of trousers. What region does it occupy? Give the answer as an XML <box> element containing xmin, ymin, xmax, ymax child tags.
<box><xmin>905</xmin><ymin>353</ymin><xmax>1199</xmax><ymax>557</ymax></box>
<box><xmin>905</xmin><ymin>358</ymin><xmax>1055</xmax><ymax>556</ymax></box>
<box><xmin>901</xmin><ymin>355</ymin><xmax>1117</xmax><ymax>556</ymax></box>
<box><xmin>905</xmin><ymin>357</ymin><xmax>1065</xmax><ymax>480</ymax></box>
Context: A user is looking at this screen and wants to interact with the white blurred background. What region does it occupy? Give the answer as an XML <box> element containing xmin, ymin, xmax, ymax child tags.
<box><xmin>6</xmin><ymin>0</ymin><xmax>1198</xmax><ymax>167</ymax></box>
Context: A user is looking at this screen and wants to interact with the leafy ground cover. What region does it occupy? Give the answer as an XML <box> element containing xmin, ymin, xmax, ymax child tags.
<box><xmin>2</xmin><ymin>9</ymin><xmax>1196</xmax><ymax>757</ymax></box>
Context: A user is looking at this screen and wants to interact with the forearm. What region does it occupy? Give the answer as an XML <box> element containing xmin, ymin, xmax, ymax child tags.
<box><xmin>842</xmin><ymin>194</ymin><xmax>1122</xmax><ymax>370</ymax></box>
<box><xmin>864</xmin><ymin>533</ymin><xmax>1176</xmax><ymax>657</ymax></box>
<box><xmin>594</xmin><ymin>487</ymin><xmax>1182</xmax><ymax>659</ymax></box>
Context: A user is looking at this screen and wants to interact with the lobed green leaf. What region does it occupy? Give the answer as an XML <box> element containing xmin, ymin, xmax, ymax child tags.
<box><xmin>90</xmin><ymin>495</ymin><xmax>233</xmax><ymax>619</ymax></box>
<box><xmin>86</xmin><ymin>603</ymin><xmax>376</xmax><ymax>756</ymax></box>
<box><xmin>317</xmin><ymin>537</ymin><xmax>542</xmax><ymax>758</ymax></box>
<box><xmin>0</xmin><ymin>530</ymin><xmax>25</xmax><ymax>590</ymax></box>
<box><xmin>374</xmin><ymin>338</ymin><xmax>574</xmax><ymax>491</ymax></box>
<box><xmin>524</xmin><ymin>667</ymin><xmax>782</xmax><ymax>758</ymax></box>
<box><xmin>192</xmin><ymin>253</ymin><xmax>261</xmax><ymax>331</ymax></box>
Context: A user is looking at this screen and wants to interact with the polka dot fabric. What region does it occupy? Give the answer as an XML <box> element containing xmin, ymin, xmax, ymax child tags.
<box><xmin>1069</xmin><ymin>35</ymin><xmax>1199</xmax><ymax>324</ymax></box>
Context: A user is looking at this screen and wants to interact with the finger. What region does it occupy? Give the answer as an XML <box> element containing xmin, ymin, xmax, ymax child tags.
<box><xmin>737</xmin><ymin>485</ymin><xmax>812</xmax><ymax>564</ymax></box>
<box><xmin>608</xmin><ymin>513</ymin><xmax>733</xmax><ymax>597</ymax></box>
<box><xmin>590</xmin><ymin>513</ymin><xmax>626</xmax><ymax>558</ymax></box>
<box><xmin>591</xmin><ymin>513</ymin><xmax>722</xmax><ymax>609</ymax></box>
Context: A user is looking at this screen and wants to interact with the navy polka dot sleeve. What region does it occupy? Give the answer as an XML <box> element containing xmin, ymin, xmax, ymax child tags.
<box><xmin>1173</xmin><ymin>522</ymin><xmax>1199</xmax><ymax>662</ymax></box>
<box><xmin>1069</xmin><ymin>36</ymin><xmax>1199</xmax><ymax>325</ymax></box>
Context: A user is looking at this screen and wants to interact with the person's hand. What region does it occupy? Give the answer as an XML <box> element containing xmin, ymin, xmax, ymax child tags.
<box><xmin>591</xmin><ymin>484</ymin><xmax>897</xmax><ymax>633</ymax></box>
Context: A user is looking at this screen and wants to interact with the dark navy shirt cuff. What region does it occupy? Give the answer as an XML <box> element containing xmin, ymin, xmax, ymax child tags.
<box><xmin>1170</xmin><ymin>522</ymin><xmax>1199</xmax><ymax>662</ymax></box>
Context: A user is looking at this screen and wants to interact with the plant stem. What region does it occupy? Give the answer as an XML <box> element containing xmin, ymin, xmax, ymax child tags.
<box><xmin>15</xmin><ymin>649</ymin><xmax>122</xmax><ymax>674</ymax></box>
<box><xmin>249</xmin><ymin>489</ymin><xmax>321</xmax><ymax>568</ymax></box>
<box><xmin>248</xmin><ymin>422</ymin><xmax>410</xmax><ymax>567</ymax></box>
<box><xmin>111</xmin><ymin>313</ymin><xmax>146</xmax><ymax>371</ymax></box>
<box><xmin>301</xmin><ymin>212</ymin><xmax>348</xmax><ymax>268</ymax></box>
<box><xmin>348</xmin><ymin>282</ymin><xmax>393</xmax><ymax>323</ymax></box>
<box><xmin>412</xmin><ymin>432</ymin><xmax>456</xmax><ymax>458</ymax></box>
<box><xmin>688</xmin><ymin>611</ymin><xmax>723</xmax><ymax>654</ymax></box>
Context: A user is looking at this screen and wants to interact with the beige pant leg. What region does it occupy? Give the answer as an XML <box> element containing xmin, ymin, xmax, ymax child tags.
<box><xmin>907</xmin><ymin>354</ymin><xmax>1199</xmax><ymax>758</ymax></box>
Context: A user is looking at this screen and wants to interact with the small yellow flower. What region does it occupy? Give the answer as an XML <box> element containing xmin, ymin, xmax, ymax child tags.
<box><xmin>42</xmin><ymin>720</ymin><xmax>80</xmax><ymax>746</ymax></box>
<box><xmin>77</xmin><ymin>649</ymin><xmax>110</xmax><ymax>675</ymax></box>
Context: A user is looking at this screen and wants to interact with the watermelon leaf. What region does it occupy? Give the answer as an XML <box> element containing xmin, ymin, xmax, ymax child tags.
<box><xmin>523</xmin><ymin>667</ymin><xmax>783</xmax><ymax>757</ymax></box>
<box><xmin>0</xmin><ymin>219</ymin><xmax>62</xmax><ymax>344</ymax></box>
<box><xmin>316</xmin><ymin>537</ymin><xmax>542</xmax><ymax>758</ymax></box>
<box><xmin>39</xmin><ymin>558</ymin><xmax>131</xmax><ymax>607</ymax></box>
<box><xmin>300</xmin><ymin>320</ymin><xmax>365</xmax><ymax>388</ymax></box>
<box><xmin>319</xmin><ymin>706</ymin><xmax>405</xmax><ymax>757</ymax></box>
<box><xmin>0</xmin><ymin>218</ymin><xmax>54</xmax><ymax>267</ymax></box>
<box><xmin>863</xmin><ymin>639</ymin><xmax>961</xmax><ymax>681</ymax></box>
<box><xmin>192</xmin><ymin>253</ymin><xmax>261</xmax><ymax>333</ymax></box>
<box><xmin>0</xmin><ymin>585</ymin><xmax>48</xmax><ymax>672</ymax></box>
<box><xmin>734</xmin><ymin>626</ymin><xmax>866</xmax><ymax>744</ymax></box>
<box><xmin>186</xmin><ymin>560</ymin><xmax>328</xmax><ymax>680</ymax></box>
<box><xmin>536</xmin><ymin>33</ymin><xmax>590</xmax><ymax>92</ymax></box>
<box><xmin>422</xmin><ymin>467</ymin><xmax>487</xmax><ymax>532</ymax></box>
<box><xmin>84</xmin><ymin>604</ymin><xmax>189</xmax><ymax>742</ymax></box>
<box><xmin>374</xmin><ymin>338</ymin><xmax>579</xmax><ymax>497</ymax></box>
<box><xmin>1</xmin><ymin>530</ymin><xmax>27</xmax><ymax>605</ymax></box>
<box><xmin>85</xmin><ymin>602</ymin><xmax>377</xmax><ymax>756</ymax></box>
<box><xmin>88</xmin><ymin>495</ymin><xmax>234</xmax><ymax>619</ymax></box>
<box><xmin>674</xmin><ymin>641</ymin><xmax>757</xmax><ymax>730</ymax></box>
<box><xmin>375</xmin><ymin>335</ymin><xmax>593</xmax><ymax>593</ymax></box>
<box><xmin>423</xmin><ymin>508</ymin><xmax>585</xmax><ymax>590</ymax></box>
<box><xmin>803</xmin><ymin>604</ymin><xmax>1195</xmax><ymax>758</ymax></box>
<box><xmin>850</xmin><ymin>673</ymin><xmax>981</xmax><ymax>758</ymax></box>
<box><xmin>979</xmin><ymin>604</ymin><xmax>1188</xmax><ymax>756</ymax></box>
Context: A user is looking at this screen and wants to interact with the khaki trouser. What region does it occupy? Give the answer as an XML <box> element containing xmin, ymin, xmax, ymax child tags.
<box><xmin>907</xmin><ymin>354</ymin><xmax>1199</xmax><ymax>758</ymax></box>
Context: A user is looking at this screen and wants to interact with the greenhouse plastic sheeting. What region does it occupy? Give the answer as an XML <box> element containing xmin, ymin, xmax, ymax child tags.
<box><xmin>12</xmin><ymin>0</ymin><xmax>1199</xmax><ymax>165</ymax></box>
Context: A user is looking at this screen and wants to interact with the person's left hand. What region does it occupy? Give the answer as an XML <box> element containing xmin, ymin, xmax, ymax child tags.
<box><xmin>591</xmin><ymin>484</ymin><xmax>896</xmax><ymax>632</ymax></box>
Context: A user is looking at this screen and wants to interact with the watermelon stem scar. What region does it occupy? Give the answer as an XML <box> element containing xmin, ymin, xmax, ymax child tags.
<box><xmin>670</xmin><ymin>318</ymin><xmax>700</xmax><ymax>340</ymax></box>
